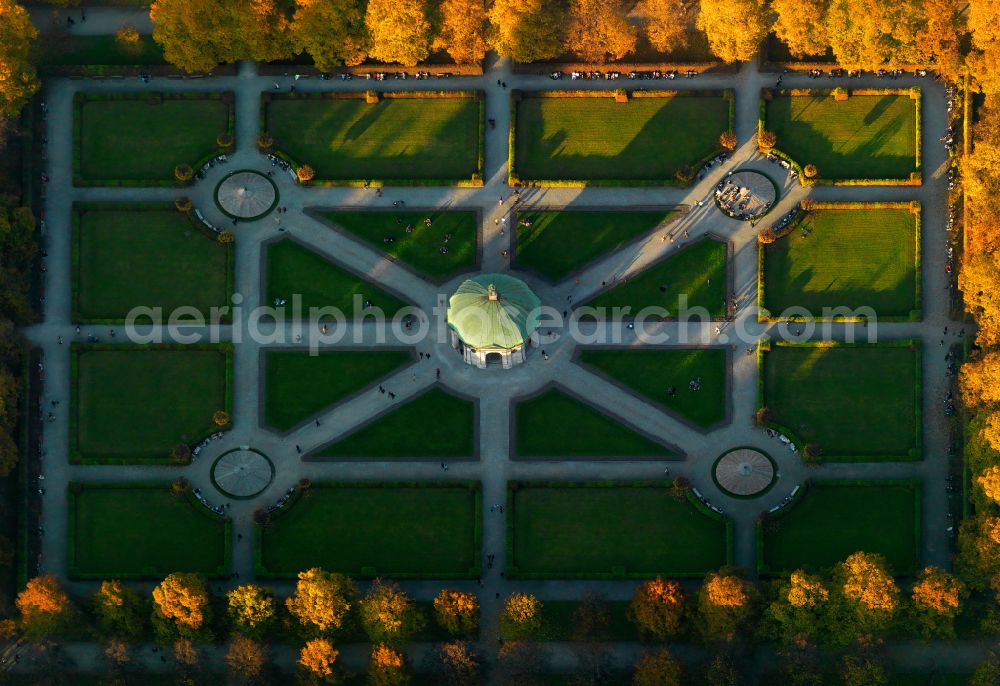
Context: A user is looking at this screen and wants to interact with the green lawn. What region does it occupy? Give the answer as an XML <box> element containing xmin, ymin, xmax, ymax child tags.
<box><xmin>761</xmin><ymin>481</ymin><xmax>920</xmax><ymax>575</ymax></box>
<box><xmin>265</xmin><ymin>239</ymin><xmax>407</xmax><ymax>317</ymax></box>
<box><xmin>37</xmin><ymin>34</ymin><xmax>166</xmax><ymax>66</ymax></box>
<box><xmin>318</xmin><ymin>210</ymin><xmax>477</xmax><ymax>280</ymax></box>
<box><xmin>73</xmin><ymin>345</ymin><xmax>229</xmax><ymax>464</ymax></box>
<box><xmin>583</xmin><ymin>238</ymin><xmax>728</xmax><ymax>317</ymax></box>
<box><xmin>263</xmin><ymin>350</ymin><xmax>413</xmax><ymax>431</ymax></box>
<box><xmin>515</xmin><ymin>93</ymin><xmax>730</xmax><ymax>182</ymax></box>
<box><xmin>766</xmin><ymin>93</ymin><xmax>918</xmax><ymax>180</ymax></box>
<box><xmin>509</xmin><ymin>483</ymin><xmax>730</xmax><ymax>577</ymax></box>
<box><xmin>762</xmin><ymin>343</ymin><xmax>920</xmax><ymax>460</ymax></box>
<box><xmin>515</xmin><ymin>387</ymin><xmax>673</xmax><ymax>458</ymax></box>
<box><xmin>316</xmin><ymin>387</ymin><xmax>475</xmax><ymax>459</ymax></box>
<box><xmin>69</xmin><ymin>484</ymin><xmax>229</xmax><ymax>579</ymax></box>
<box><xmin>515</xmin><ymin>210</ymin><xmax>674</xmax><ymax>282</ymax></box>
<box><xmin>763</xmin><ymin>206</ymin><xmax>919</xmax><ymax>319</ymax></box>
<box><xmin>73</xmin><ymin>206</ymin><xmax>230</xmax><ymax>321</ymax></box>
<box><xmin>265</xmin><ymin>95</ymin><xmax>481</xmax><ymax>182</ymax></box>
<box><xmin>258</xmin><ymin>483</ymin><xmax>480</xmax><ymax>578</ymax></box>
<box><xmin>576</xmin><ymin>348</ymin><xmax>727</xmax><ymax>428</ymax></box>
<box><xmin>77</xmin><ymin>94</ymin><xmax>230</xmax><ymax>182</ymax></box>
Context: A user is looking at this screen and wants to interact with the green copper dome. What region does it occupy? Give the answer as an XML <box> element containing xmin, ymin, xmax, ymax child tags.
<box><xmin>447</xmin><ymin>274</ymin><xmax>541</xmax><ymax>350</ymax></box>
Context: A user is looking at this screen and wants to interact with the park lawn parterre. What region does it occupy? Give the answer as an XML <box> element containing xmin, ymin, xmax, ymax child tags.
<box><xmin>76</xmin><ymin>93</ymin><xmax>230</xmax><ymax>183</ymax></box>
<box><xmin>583</xmin><ymin>238</ymin><xmax>728</xmax><ymax>317</ymax></box>
<box><xmin>316</xmin><ymin>387</ymin><xmax>475</xmax><ymax>459</ymax></box>
<box><xmin>265</xmin><ymin>94</ymin><xmax>481</xmax><ymax>183</ymax></box>
<box><xmin>68</xmin><ymin>484</ymin><xmax>229</xmax><ymax>579</ymax></box>
<box><xmin>257</xmin><ymin>482</ymin><xmax>480</xmax><ymax>578</ymax></box>
<box><xmin>765</xmin><ymin>92</ymin><xmax>919</xmax><ymax>181</ymax></box>
<box><xmin>760</xmin><ymin>481</ymin><xmax>920</xmax><ymax>575</ymax></box>
<box><xmin>509</xmin><ymin>482</ymin><xmax>730</xmax><ymax>577</ymax></box>
<box><xmin>514</xmin><ymin>92</ymin><xmax>730</xmax><ymax>183</ymax></box>
<box><xmin>265</xmin><ymin>239</ymin><xmax>407</xmax><ymax>317</ymax></box>
<box><xmin>761</xmin><ymin>343</ymin><xmax>920</xmax><ymax>461</ymax></box>
<box><xmin>262</xmin><ymin>350</ymin><xmax>413</xmax><ymax>432</ymax></box>
<box><xmin>515</xmin><ymin>210</ymin><xmax>675</xmax><ymax>282</ymax></box>
<box><xmin>576</xmin><ymin>348</ymin><xmax>727</xmax><ymax>428</ymax></box>
<box><xmin>762</xmin><ymin>206</ymin><xmax>920</xmax><ymax>319</ymax></box>
<box><xmin>515</xmin><ymin>387</ymin><xmax>674</xmax><ymax>458</ymax></box>
<box><xmin>72</xmin><ymin>345</ymin><xmax>230</xmax><ymax>464</ymax></box>
<box><xmin>73</xmin><ymin>205</ymin><xmax>231</xmax><ymax>322</ymax></box>
<box><xmin>318</xmin><ymin>210</ymin><xmax>478</xmax><ymax>280</ymax></box>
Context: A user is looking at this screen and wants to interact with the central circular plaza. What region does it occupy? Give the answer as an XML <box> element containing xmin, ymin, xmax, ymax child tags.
<box><xmin>215</xmin><ymin>170</ymin><xmax>279</xmax><ymax>220</ymax></box>
<box><xmin>447</xmin><ymin>273</ymin><xmax>541</xmax><ymax>369</ymax></box>
<box><xmin>714</xmin><ymin>169</ymin><xmax>778</xmax><ymax>221</ymax></box>
<box><xmin>713</xmin><ymin>448</ymin><xmax>776</xmax><ymax>497</ymax></box>
<box><xmin>211</xmin><ymin>447</ymin><xmax>275</xmax><ymax>499</ymax></box>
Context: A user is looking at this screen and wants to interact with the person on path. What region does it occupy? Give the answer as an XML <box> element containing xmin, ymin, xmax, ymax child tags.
<box><xmin>436</xmin><ymin>368</ymin><xmax>441</xmax><ymax>379</ymax></box>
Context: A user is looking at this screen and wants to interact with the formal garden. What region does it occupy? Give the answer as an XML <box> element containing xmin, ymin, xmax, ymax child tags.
<box><xmin>760</xmin><ymin>203</ymin><xmax>921</xmax><ymax>320</ymax></box>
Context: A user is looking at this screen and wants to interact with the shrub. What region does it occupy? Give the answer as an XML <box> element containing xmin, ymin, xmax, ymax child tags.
<box><xmin>719</xmin><ymin>131</ymin><xmax>737</xmax><ymax>151</ymax></box>
<box><xmin>115</xmin><ymin>26</ymin><xmax>142</xmax><ymax>55</ymax></box>
<box><xmin>754</xmin><ymin>407</ymin><xmax>773</xmax><ymax>426</ymax></box>
<box><xmin>670</xmin><ymin>477</ymin><xmax>691</xmax><ymax>501</ymax></box>
<box><xmin>365</xmin><ymin>90</ymin><xmax>380</xmax><ymax>104</ymax></box>
<box><xmin>803</xmin><ymin>164</ymin><xmax>818</xmax><ymax>179</ymax></box>
<box><xmin>256</xmin><ymin>133</ymin><xmax>273</xmax><ymax>151</ymax></box>
<box><xmin>758</xmin><ymin>129</ymin><xmax>777</xmax><ymax>152</ymax></box>
<box><xmin>213</xmin><ymin>410</ymin><xmax>230</xmax><ymax>427</ymax></box>
<box><xmin>174</xmin><ymin>197</ymin><xmax>193</xmax><ymax>213</ymax></box>
<box><xmin>833</xmin><ymin>87</ymin><xmax>849</xmax><ymax>101</ymax></box>
<box><xmin>297</xmin><ymin>165</ymin><xmax>315</xmax><ymax>183</ymax></box>
<box><xmin>758</xmin><ymin>226</ymin><xmax>778</xmax><ymax>244</ymax></box>
<box><xmin>614</xmin><ymin>88</ymin><xmax>629</xmax><ymax>103</ymax></box>
<box><xmin>216</xmin><ymin>133</ymin><xmax>234</xmax><ymax>149</ymax></box>
<box><xmin>218</xmin><ymin>231</ymin><xmax>235</xmax><ymax>244</ymax></box>
<box><xmin>171</xmin><ymin>444</ymin><xmax>191</xmax><ymax>463</ymax></box>
<box><xmin>675</xmin><ymin>165</ymin><xmax>694</xmax><ymax>184</ymax></box>
<box><xmin>802</xmin><ymin>443</ymin><xmax>823</xmax><ymax>462</ymax></box>
<box><xmin>170</xmin><ymin>477</ymin><xmax>190</xmax><ymax>497</ymax></box>
<box><xmin>174</xmin><ymin>164</ymin><xmax>194</xmax><ymax>183</ymax></box>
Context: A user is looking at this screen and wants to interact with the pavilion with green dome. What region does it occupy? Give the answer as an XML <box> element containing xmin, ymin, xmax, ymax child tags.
<box><xmin>447</xmin><ymin>274</ymin><xmax>542</xmax><ymax>369</ymax></box>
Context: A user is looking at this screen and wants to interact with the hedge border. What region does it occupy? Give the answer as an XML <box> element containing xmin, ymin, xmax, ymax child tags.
<box><xmin>69</xmin><ymin>342</ymin><xmax>234</xmax><ymax>465</ymax></box>
<box><xmin>505</xmin><ymin>480</ymin><xmax>733</xmax><ymax>580</ymax></box>
<box><xmin>254</xmin><ymin>480</ymin><xmax>483</xmax><ymax>580</ymax></box>
<box><xmin>758</xmin><ymin>88</ymin><xmax>923</xmax><ymax>187</ymax></box>
<box><xmin>261</xmin><ymin>90</ymin><xmax>485</xmax><ymax>187</ymax></box>
<box><xmin>66</xmin><ymin>481</ymin><xmax>232</xmax><ymax>580</ymax></box>
<box><xmin>755</xmin><ymin>479</ymin><xmax>922</xmax><ymax>577</ymax></box>
<box><xmin>508</xmin><ymin>89</ymin><xmax>735</xmax><ymax>187</ymax></box>
<box><xmin>70</xmin><ymin>202</ymin><xmax>235</xmax><ymax>324</ymax></box>
<box><xmin>757</xmin><ymin>201</ymin><xmax>922</xmax><ymax>323</ymax></box>
<box><xmin>73</xmin><ymin>91</ymin><xmax>236</xmax><ymax>187</ymax></box>
<box><xmin>756</xmin><ymin>339</ymin><xmax>923</xmax><ymax>463</ymax></box>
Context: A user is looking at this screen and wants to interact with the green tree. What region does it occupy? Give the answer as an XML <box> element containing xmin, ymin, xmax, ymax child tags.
<box><xmin>93</xmin><ymin>580</ymin><xmax>147</xmax><ymax>641</ymax></box>
<box><xmin>759</xmin><ymin>570</ymin><xmax>830</xmax><ymax>644</ymax></box>
<box><xmin>488</xmin><ymin>0</ymin><xmax>565</xmax><ymax>63</ymax></box>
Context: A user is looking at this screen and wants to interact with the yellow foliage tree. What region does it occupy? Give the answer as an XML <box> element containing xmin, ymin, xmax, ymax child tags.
<box><xmin>16</xmin><ymin>575</ymin><xmax>72</xmax><ymax>640</ymax></box>
<box><xmin>916</xmin><ymin>0</ymin><xmax>965</xmax><ymax>82</ymax></box>
<box><xmin>636</xmin><ymin>0</ymin><xmax>691</xmax><ymax>55</ymax></box>
<box><xmin>962</xmin><ymin>352</ymin><xmax>1000</xmax><ymax>406</ymax></box>
<box><xmin>839</xmin><ymin>552</ymin><xmax>899</xmax><ymax>613</ymax></box>
<box><xmin>291</xmin><ymin>0</ymin><xmax>369</xmax><ymax>70</ymax></box>
<box><xmin>696</xmin><ymin>570</ymin><xmax>757</xmax><ymax>641</ymax></box>
<box><xmin>487</xmin><ymin>0</ymin><xmax>565</xmax><ymax>63</ymax></box>
<box><xmin>369</xmin><ymin>644</ymin><xmax>409</xmax><ymax>686</ymax></box>
<box><xmin>299</xmin><ymin>638</ymin><xmax>340</xmax><ymax>682</ymax></box>
<box><xmin>358</xmin><ymin>579</ymin><xmax>425</xmax><ymax>646</ymax></box>
<box><xmin>434</xmin><ymin>0</ymin><xmax>488</xmax><ymax>65</ymax></box>
<box><xmin>772</xmin><ymin>0</ymin><xmax>829</xmax><ymax>58</ymax></box>
<box><xmin>0</xmin><ymin>0</ymin><xmax>39</xmax><ymax>118</ymax></box>
<box><xmin>981</xmin><ymin>411</ymin><xmax>1000</xmax><ymax>453</ymax></box>
<box><xmin>960</xmin><ymin>255</ymin><xmax>1000</xmax><ymax>347</ymax></box>
<box><xmin>566</xmin><ymin>0</ymin><xmax>638</xmax><ymax>63</ymax></box>
<box><xmin>286</xmin><ymin>568</ymin><xmax>357</xmax><ymax>635</ymax></box>
<box><xmin>787</xmin><ymin>570</ymin><xmax>830</xmax><ymax>607</ymax></box>
<box><xmin>227</xmin><ymin>584</ymin><xmax>276</xmax><ymax>637</ymax></box>
<box><xmin>152</xmin><ymin>573</ymin><xmax>211</xmax><ymax>636</ymax></box>
<box><xmin>696</xmin><ymin>0</ymin><xmax>769</xmax><ymax>64</ymax></box>
<box><xmin>364</xmin><ymin>0</ymin><xmax>431</xmax><ymax>66</ymax></box>
<box><xmin>433</xmin><ymin>589</ymin><xmax>480</xmax><ymax>635</ymax></box>
<box><xmin>978</xmin><ymin>465</ymin><xmax>1000</xmax><ymax>505</ymax></box>
<box><xmin>969</xmin><ymin>0</ymin><xmax>1000</xmax><ymax>94</ymax></box>
<box><xmin>627</xmin><ymin>577</ymin><xmax>686</xmax><ymax>641</ymax></box>
<box><xmin>823</xmin><ymin>0</ymin><xmax>924</xmax><ymax>71</ymax></box>
<box><xmin>500</xmin><ymin>592</ymin><xmax>542</xmax><ymax>638</ymax></box>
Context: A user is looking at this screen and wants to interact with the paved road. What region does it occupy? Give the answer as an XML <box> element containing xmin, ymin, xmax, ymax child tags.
<box><xmin>21</xmin><ymin>47</ymin><xmax>962</xmax><ymax>676</ymax></box>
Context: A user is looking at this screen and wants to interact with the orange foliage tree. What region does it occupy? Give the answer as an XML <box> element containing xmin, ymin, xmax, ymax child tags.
<box><xmin>909</xmin><ymin>566</ymin><xmax>968</xmax><ymax>639</ymax></box>
<box><xmin>916</xmin><ymin>0</ymin><xmax>966</xmax><ymax>82</ymax></box>
<box><xmin>696</xmin><ymin>0</ymin><xmax>770</xmax><ymax>63</ymax></box>
<box><xmin>152</xmin><ymin>573</ymin><xmax>212</xmax><ymax>639</ymax></box>
<box><xmin>627</xmin><ymin>577</ymin><xmax>686</xmax><ymax>641</ymax></box>
<box><xmin>434</xmin><ymin>0</ymin><xmax>488</xmax><ymax>65</ymax></box>
<box><xmin>961</xmin><ymin>352</ymin><xmax>1000</xmax><ymax>406</ymax></box>
<box><xmin>16</xmin><ymin>575</ymin><xmax>73</xmax><ymax>640</ymax></box>
<box><xmin>358</xmin><ymin>579</ymin><xmax>426</xmax><ymax>646</ymax></box>
<box><xmin>0</xmin><ymin>0</ymin><xmax>39</xmax><ymax>118</ymax></box>
<box><xmin>565</xmin><ymin>0</ymin><xmax>638</xmax><ymax>64</ymax></box>
<box><xmin>772</xmin><ymin>0</ymin><xmax>830</xmax><ymax>58</ymax></box>
<box><xmin>969</xmin><ymin>0</ymin><xmax>1000</xmax><ymax>94</ymax></box>
<box><xmin>291</xmin><ymin>0</ymin><xmax>369</xmax><ymax>70</ymax></box>
<box><xmin>434</xmin><ymin>641</ymin><xmax>479</xmax><ymax>684</ymax></box>
<box><xmin>696</xmin><ymin>569</ymin><xmax>758</xmax><ymax>641</ymax></box>
<box><xmin>369</xmin><ymin>644</ymin><xmax>409</xmax><ymax>686</ymax></box>
<box><xmin>487</xmin><ymin>0</ymin><xmax>565</xmax><ymax>63</ymax></box>
<box><xmin>299</xmin><ymin>638</ymin><xmax>340</xmax><ymax>683</ymax></box>
<box><xmin>364</xmin><ymin>0</ymin><xmax>431</xmax><ymax>66</ymax></box>
<box><xmin>632</xmin><ymin>648</ymin><xmax>683</xmax><ymax>686</ymax></box>
<box><xmin>433</xmin><ymin>589</ymin><xmax>480</xmax><ymax>636</ymax></box>
<box><xmin>636</xmin><ymin>0</ymin><xmax>691</xmax><ymax>55</ymax></box>
<box><xmin>823</xmin><ymin>0</ymin><xmax>925</xmax><ymax>70</ymax></box>
<box><xmin>285</xmin><ymin>568</ymin><xmax>357</xmax><ymax>636</ymax></box>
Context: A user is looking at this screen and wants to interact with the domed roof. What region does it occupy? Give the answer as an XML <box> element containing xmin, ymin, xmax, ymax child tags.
<box><xmin>447</xmin><ymin>274</ymin><xmax>541</xmax><ymax>350</ymax></box>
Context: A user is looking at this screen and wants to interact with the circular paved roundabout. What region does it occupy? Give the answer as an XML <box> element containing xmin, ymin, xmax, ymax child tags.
<box><xmin>211</xmin><ymin>447</ymin><xmax>275</xmax><ymax>499</ymax></box>
<box><xmin>215</xmin><ymin>169</ymin><xmax>279</xmax><ymax>220</ymax></box>
<box><xmin>712</xmin><ymin>448</ymin><xmax>777</xmax><ymax>498</ymax></box>
<box><xmin>714</xmin><ymin>169</ymin><xmax>778</xmax><ymax>221</ymax></box>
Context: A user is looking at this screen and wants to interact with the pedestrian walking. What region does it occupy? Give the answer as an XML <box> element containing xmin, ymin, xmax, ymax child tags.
<box><xmin>295</xmin><ymin>444</ymin><xmax>302</xmax><ymax>454</ymax></box>
<box><xmin>388</xmin><ymin>392</ymin><xmax>395</xmax><ymax>399</ymax></box>
<box><xmin>436</xmin><ymin>368</ymin><xmax>441</xmax><ymax>379</ymax></box>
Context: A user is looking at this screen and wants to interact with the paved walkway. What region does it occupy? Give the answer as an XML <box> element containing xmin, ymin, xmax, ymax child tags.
<box><xmin>21</xmin><ymin>51</ymin><xmax>962</xmax><ymax>674</ymax></box>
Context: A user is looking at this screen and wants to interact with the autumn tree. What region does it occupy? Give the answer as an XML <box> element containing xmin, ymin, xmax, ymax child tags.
<box><xmin>961</xmin><ymin>257</ymin><xmax>1000</xmax><ymax>347</ymax></box>
<box><xmin>358</xmin><ymin>579</ymin><xmax>426</xmax><ymax>646</ymax></box>
<box><xmin>968</xmin><ymin>0</ymin><xmax>1000</xmax><ymax>94</ymax></box>
<box><xmin>495</xmin><ymin>641</ymin><xmax>546</xmax><ymax>686</ymax></box>
<box><xmin>0</xmin><ymin>0</ymin><xmax>39</xmax><ymax>118</ymax></box>
<box><xmin>566</xmin><ymin>0</ymin><xmax>638</xmax><ymax>63</ymax></box>
<box><xmin>772</xmin><ymin>0</ymin><xmax>829</xmax><ymax>58</ymax></box>
<box><xmin>432</xmin><ymin>641</ymin><xmax>479</xmax><ymax>686</ymax></box>
<box><xmin>982</xmin><ymin>411</ymin><xmax>1000</xmax><ymax>453</ymax></box>
<box><xmin>227</xmin><ymin>635</ymin><xmax>267</xmax><ymax>681</ymax></box>
<box><xmin>434</xmin><ymin>0</ymin><xmax>488</xmax><ymax>65</ymax></box>
<box><xmin>627</xmin><ymin>577</ymin><xmax>686</xmax><ymax>641</ymax></box>
<box><xmin>151</xmin><ymin>573</ymin><xmax>212</xmax><ymax>640</ymax></box>
<box><xmin>93</xmin><ymin>580</ymin><xmax>146</xmax><ymax>641</ymax></box>
<box><xmin>632</xmin><ymin>648</ymin><xmax>682</xmax><ymax>686</ymax></box>
<box><xmin>637</xmin><ymin>0</ymin><xmax>690</xmax><ymax>55</ymax></box>
<box><xmin>291</xmin><ymin>0</ymin><xmax>369</xmax><ymax>70</ymax></box>
<box><xmin>488</xmin><ymin>0</ymin><xmax>565</xmax><ymax>63</ymax></box>
<box><xmin>760</xmin><ymin>570</ymin><xmax>830</xmax><ymax>644</ymax></box>
<box><xmin>962</xmin><ymin>352</ymin><xmax>1000</xmax><ymax>406</ymax></box>
<box><xmin>298</xmin><ymin>638</ymin><xmax>341</xmax><ymax>684</ymax></box>
<box><xmin>909</xmin><ymin>566</ymin><xmax>967</xmax><ymax>639</ymax></box>
<box><xmin>173</xmin><ymin>638</ymin><xmax>200</xmax><ymax>669</ymax></box>
<box><xmin>227</xmin><ymin>584</ymin><xmax>276</xmax><ymax>638</ymax></box>
<box><xmin>916</xmin><ymin>0</ymin><xmax>965</xmax><ymax>82</ymax></box>
<box><xmin>365</xmin><ymin>0</ymin><xmax>431</xmax><ymax>66</ymax></box>
<box><xmin>150</xmin><ymin>0</ymin><xmax>294</xmax><ymax>73</ymax></box>
<box><xmin>500</xmin><ymin>592</ymin><xmax>542</xmax><ymax>639</ymax></box>
<box><xmin>16</xmin><ymin>575</ymin><xmax>73</xmax><ymax>641</ymax></box>
<box><xmin>827</xmin><ymin>552</ymin><xmax>899</xmax><ymax>646</ymax></box>
<box><xmin>433</xmin><ymin>589</ymin><xmax>480</xmax><ymax>636</ymax></box>
<box><xmin>369</xmin><ymin>644</ymin><xmax>409</xmax><ymax>686</ymax></box>
<box><xmin>286</xmin><ymin>568</ymin><xmax>357</xmax><ymax>637</ymax></box>
<box><xmin>956</xmin><ymin>515</ymin><xmax>1000</xmax><ymax>589</ymax></box>
<box><xmin>823</xmin><ymin>0</ymin><xmax>925</xmax><ymax>71</ymax></box>
<box><xmin>839</xmin><ymin>652</ymin><xmax>888</xmax><ymax>686</ymax></box>
<box><xmin>696</xmin><ymin>569</ymin><xmax>758</xmax><ymax>642</ymax></box>
<box><xmin>971</xmin><ymin>656</ymin><xmax>1000</xmax><ymax>686</ymax></box>
<box><xmin>704</xmin><ymin>648</ymin><xmax>746</xmax><ymax>686</ymax></box>
<box><xmin>978</xmin><ymin>466</ymin><xmax>1000</xmax><ymax>506</ymax></box>
<box><xmin>696</xmin><ymin>0</ymin><xmax>769</xmax><ymax>64</ymax></box>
